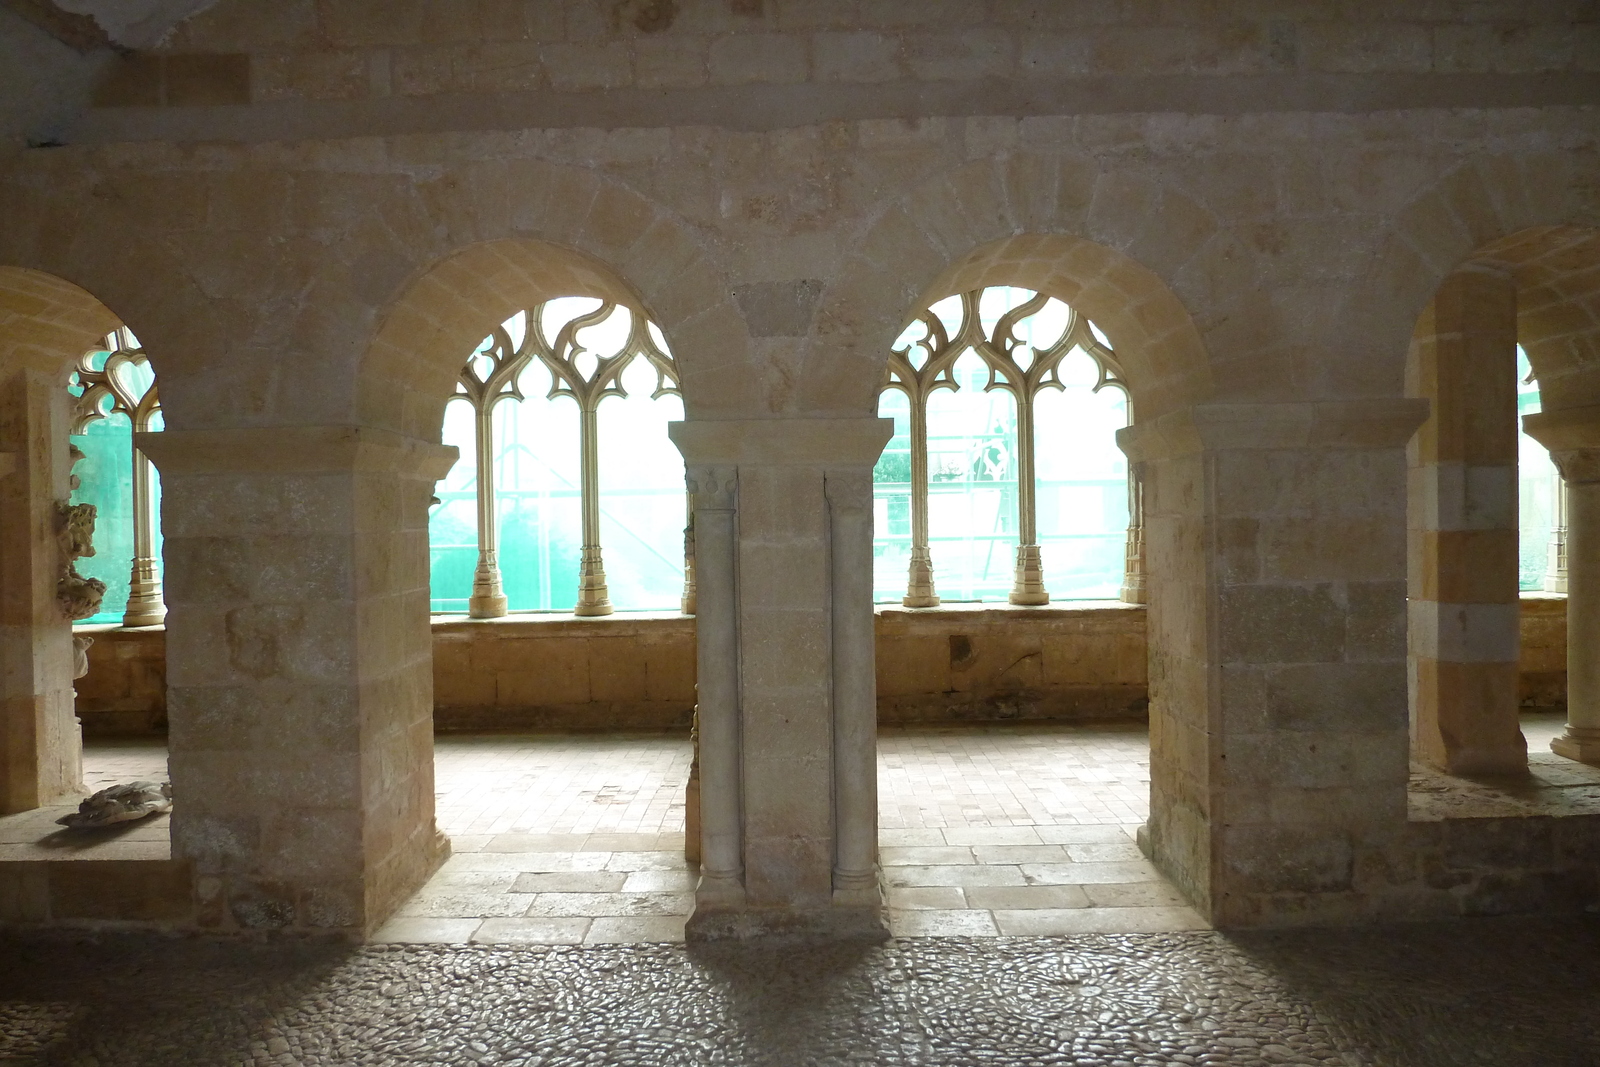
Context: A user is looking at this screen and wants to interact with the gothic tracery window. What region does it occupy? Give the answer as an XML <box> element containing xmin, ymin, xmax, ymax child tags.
<box><xmin>874</xmin><ymin>287</ymin><xmax>1140</xmax><ymax>606</ymax></box>
<box><xmin>429</xmin><ymin>299</ymin><xmax>688</xmax><ymax>617</ymax></box>
<box><xmin>67</xmin><ymin>327</ymin><xmax>166</xmax><ymax>627</ymax></box>
<box><xmin>1518</xmin><ymin>345</ymin><xmax>1567</xmax><ymax>592</ymax></box>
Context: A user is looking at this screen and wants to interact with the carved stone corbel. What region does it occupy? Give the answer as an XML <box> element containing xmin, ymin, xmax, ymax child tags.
<box><xmin>56</xmin><ymin>500</ymin><xmax>106</xmax><ymax>621</ymax></box>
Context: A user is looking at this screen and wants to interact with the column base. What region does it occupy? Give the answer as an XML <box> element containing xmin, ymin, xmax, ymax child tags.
<box><xmin>468</xmin><ymin>593</ymin><xmax>508</xmax><ymax>618</ymax></box>
<box><xmin>1552</xmin><ymin>728</ymin><xmax>1600</xmax><ymax>764</ymax></box>
<box><xmin>685</xmin><ymin>901</ymin><xmax>888</xmax><ymax>942</ymax></box>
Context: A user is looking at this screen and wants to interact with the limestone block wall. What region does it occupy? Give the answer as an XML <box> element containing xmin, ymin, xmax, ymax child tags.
<box><xmin>2</xmin><ymin>0</ymin><xmax>1598</xmax><ymax>937</ymax></box>
<box><xmin>124</xmin><ymin>2</ymin><xmax>1600</xmax><ymax>108</ymax></box>
<box><xmin>1520</xmin><ymin>594</ymin><xmax>1569</xmax><ymax>709</ymax></box>
<box><xmin>876</xmin><ymin>603</ymin><xmax>1148</xmax><ymax>723</ymax></box>
<box><xmin>431</xmin><ymin>613</ymin><xmax>698</xmax><ymax>731</ymax></box>
<box><xmin>1399</xmin><ymin>815</ymin><xmax>1600</xmax><ymax>920</ymax></box>
<box><xmin>73</xmin><ymin>623</ymin><xmax>166</xmax><ymax>735</ymax></box>
<box><xmin>73</xmin><ymin>600</ymin><xmax>1569</xmax><ymax>734</ymax></box>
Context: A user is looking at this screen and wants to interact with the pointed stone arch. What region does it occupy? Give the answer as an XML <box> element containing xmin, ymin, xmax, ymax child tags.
<box><xmin>807</xmin><ymin>153</ymin><xmax>1222</xmax><ymax>421</ymax></box>
<box><xmin>355</xmin><ymin>162</ymin><xmax>754</xmax><ymax>439</ymax></box>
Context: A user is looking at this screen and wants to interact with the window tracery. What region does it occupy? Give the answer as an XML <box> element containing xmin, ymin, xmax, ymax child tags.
<box><xmin>67</xmin><ymin>327</ymin><xmax>165</xmax><ymax>627</ymax></box>
<box><xmin>878</xmin><ymin>287</ymin><xmax>1142</xmax><ymax>606</ymax></box>
<box><xmin>434</xmin><ymin>299</ymin><xmax>688</xmax><ymax>618</ymax></box>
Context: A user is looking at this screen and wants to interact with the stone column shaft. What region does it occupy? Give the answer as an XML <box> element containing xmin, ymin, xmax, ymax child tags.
<box><xmin>687</xmin><ymin>466</ymin><xmax>741</xmax><ymax>901</ymax></box>
<box><xmin>828</xmin><ymin>469</ymin><xmax>879</xmax><ymax>902</ymax></box>
<box><xmin>670</xmin><ymin>417</ymin><xmax>891</xmax><ymax>939</ymax></box>
<box><xmin>122</xmin><ymin>440</ymin><xmax>166</xmax><ymax>627</ymax></box>
<box><xmin>468</xmin><ymin>402</ymin><xmax>508</xmax><ymax>618</ymax></box>
<box><xmin>1523</xmin><ymin>407</ymin><xmax>1600</xmax><ymax>763</ymax></box>
<box><xmin>903</xmin><ymin>397</ymin><xmax>938</xmax><ymax>607</ymax></box>
<box><xmin>1407</xmin><ymin>267</ymin><xmax>1526</xmax><ymax>776</ymax></box>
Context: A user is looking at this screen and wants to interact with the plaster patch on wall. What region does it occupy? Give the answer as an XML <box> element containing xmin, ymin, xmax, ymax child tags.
<box><xmin>732</xmin><ymin>279</ymin><xmax>824</xmax><ymax>337</ymax></box>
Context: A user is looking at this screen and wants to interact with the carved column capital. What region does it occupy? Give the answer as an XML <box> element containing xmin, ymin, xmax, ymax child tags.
<box><xmin>823</xmin><ymin>467</ymin><xmax>872</xmax><ymax>517</ymax></box>
<box><xmin>1523</xmin><ymin>406</ymin><xmax>1600</xmax><ymax>484</ymax></box>
<box><xmin>687</xmin><ymin>466</ymin><xmax>738</xmax><ymax>511</ymax></box>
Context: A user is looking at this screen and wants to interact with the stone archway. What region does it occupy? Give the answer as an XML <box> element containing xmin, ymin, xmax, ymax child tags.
<box><xmin>817</xmin><ymin>155</ymin><xmax>1232</xmax><ymax>919</ymax></box>
<box><xmin>0</xmin><ymin>267</ymin><xmax>124</xmax><ymax>813</ymax></box>
<box><xmin>1404</xmin><ymin>226</ymin><xmax>1600</xmax><ymax>774</ymax></box>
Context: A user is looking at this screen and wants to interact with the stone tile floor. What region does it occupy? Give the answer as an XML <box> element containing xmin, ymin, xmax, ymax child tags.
<box><xmin>0</xmin><ymin>740</ymin><xmax>171</xmax><ymax>862</ymax></box>
<box><xmin>3</xmin><ymin>919</ymin><xmax>1598</xmax><ymax>1066</ymax></box>
<box><xmin>1408</xmin><ymin>711</ymin><xmax>1600</xmax><ymax>819</ymax></box>
<box><xmin>382</xmin><ymin>723</ymin><xmax>1192</xmax><ymax>944</ymax></box>
<box><xmin>8</xmin><ymin>716</ymin><xmax>1595</xmax><ymax>945</ymax></box>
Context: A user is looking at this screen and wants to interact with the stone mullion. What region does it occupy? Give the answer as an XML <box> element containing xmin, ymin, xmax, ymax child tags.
<box><xmin>1522</xmin><ymin>409</ymin><xmax>1600</xmax><ymax>763</ymax></box>
<box><xmin>827</xmin><ymin>468</ymin><xmax>878</xmax><ymax>902</ymax></box>
<box><xmin>1546</xmin><ymin>475</ymin><xmax>1569</xmax><ymax>593</ymax></box>
<box><xmin>903</xmin><ymin>380</ymin><xmax>938</xmax><ymax>608</ymax></box>
<box><xmin>466</xmin><ymin>398</ymin><xmax>508</xmax><ymax>618</ymax></box>
<box><xmin>122</xmin><ymin>429</ymin><xmax>166</xmax><ymax>627</ymax></box>
<box><xmin>1121</xmin><ymin>468</ymin><xmax>1147</xmax><ymax>604</ymax></box>
<box><xmin>573</xmin><ymin>402</ymin><xmax>613</xmax><ymax>616</ymax></box>
<box><xmin>684</xmin><ymin>464</ymin><xmax>741</xmax><ymax>904</ymax></box>
<box><xmin>457</xmin><ymin>326</ymin><xmax>526</xmax><ymax>621</ymax></box>
<box><xmin>69</xmin><ymin>333</ymin><xmax>167</xmax><ymax>626</ymax></box>
<box><xmin>1008</xmin><ymin>377</ymin><xmax>1049</xmax><ymax>605</ymax></box>
<box><xmin>123</xmin><ymin>372</ymin><xmax>166</xmax><ymax>627</ymax></box>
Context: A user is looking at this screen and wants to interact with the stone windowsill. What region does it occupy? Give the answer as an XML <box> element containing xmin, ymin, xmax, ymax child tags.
<box><xmin>70</xmin><ymin>593</ymin><xmax>1568</xmax><ymax>637</ymax></box>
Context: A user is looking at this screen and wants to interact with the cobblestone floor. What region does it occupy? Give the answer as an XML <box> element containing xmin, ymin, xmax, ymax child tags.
<box><xmin>3</xmin><ymin>918</ymin><xmax>1598</xmax><ymax>1066</ymax></box>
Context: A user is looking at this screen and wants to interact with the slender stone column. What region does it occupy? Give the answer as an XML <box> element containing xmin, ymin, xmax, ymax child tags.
<box><xmin>903</xmin><ymin>396</ymin><xmax>939</xmax><ymax>607</ymax></box>
<box><xmin>828</xmin><ymin>468</ymin><xmax>879</xmax><ymax>904</ymax></box>
<box><xmin>1009</xmin><ymin>389</ymin><xmax>1050</xmax><ymax>605</ymax></box>
<box><xmin>685</xmin><ymin>464</ymin><xmax>741</xmax><ymax>905</ymax></box>
<box><xmin>1120</xmin><ymin>470</ymin><xmax>1146</xmax><ymax>604</ymax></box>
<box><xmin>573</xmin><ymin>407</ymin><xmax>614</xmax><ymax>616</ymax></box>
<box><xmin>121</xmin><ymin>439</ymin><xmax>166</xmax><ymax>627</ymax></box>
<box><xmin>669</xmin><ymin>417</ymin><xmax>891</xmax><ymax>939</ymax></box>
<box><xmin>1546</xmin><ymin>476</ymin><xmax>1569</xmax><ymax>593</ymax></box>
<box><xmin>1523</xmin><ymin>406</ymin><xmax>1600</xmax><ymax>763</ymax></box>
<box><xmin>467</xmin><ymin>402</ymin><xmax>508</xmax><ymax>618</ymax></box>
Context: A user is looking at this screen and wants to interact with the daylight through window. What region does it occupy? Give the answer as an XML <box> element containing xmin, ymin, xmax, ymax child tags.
<box><xmin>875</xmin><ymin>287</ymin><xmax>1141</xmax><ymax>606</ymax></box>
<box><xmin>429</xmin><ymin>299</ymin><xmax>689</xmax><ymax>617</ymax></box>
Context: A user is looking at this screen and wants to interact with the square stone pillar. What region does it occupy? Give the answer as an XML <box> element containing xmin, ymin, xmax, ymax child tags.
<box><xmin>1406</xmin><ymin>267</ymin><xmax>1527</xmax><ymax>776</ymax></box>
<box><xmin>1522</xmin><ymin>405</ymin><xmax>1600</xmax><ymax>764</ymax></box>
<box><xmin>139</xmin><ymin>426</ymin><xmax>456</xmax><ymax>934</ymax></box>
<box><xmin>668</xmin><ymin>417</ymin><xmax>892</xmax><ymax>939</ymax></box>
<box><xmin>1121</xmin><ymin>399</ymin><xmax>1427</xmax><ymax>927</ymax></box>
<box><xmin>0</xmin><ymin>368</ymin><xmax>83</xmax><ymax>813</ymax></box>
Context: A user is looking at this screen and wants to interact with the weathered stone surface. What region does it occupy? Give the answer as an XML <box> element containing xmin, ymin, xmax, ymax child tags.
<box><xmin>3</xmin><ymin>923</ymin><xmax>1600</xmax><ymax>1065</ymax></box>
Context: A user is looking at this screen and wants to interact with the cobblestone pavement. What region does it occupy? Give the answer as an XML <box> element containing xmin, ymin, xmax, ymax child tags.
<box><xmin>3</xmin><ymin>918</ymin><xmax>1598</xmax><ymax>1066</ymax></box>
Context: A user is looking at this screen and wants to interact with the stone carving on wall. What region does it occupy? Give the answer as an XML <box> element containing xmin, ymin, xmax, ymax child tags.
<box><xmin>55</xmin><ymin>500</ymin><xmax>106</xmax><ymax>621</ymax></box>
<box><xmin>72</xmin><ymin>634</ymin><xmax>94</xmax><ymax>680</ymax></box>
<box><xmin>55</xmin><ymin>780</ymin><xmax>172</xmax><ymax>829</ymax></box>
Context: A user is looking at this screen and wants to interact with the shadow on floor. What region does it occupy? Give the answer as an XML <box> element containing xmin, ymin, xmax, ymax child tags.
<box><xmin>3</xmin><ymin>916</ymin><xmax>1598</xmax><ymax>1066</ymax></box>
